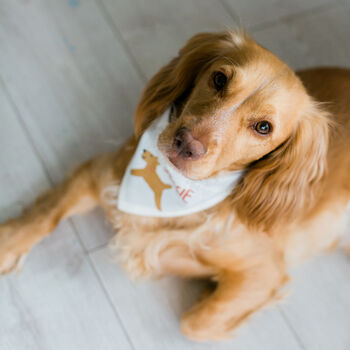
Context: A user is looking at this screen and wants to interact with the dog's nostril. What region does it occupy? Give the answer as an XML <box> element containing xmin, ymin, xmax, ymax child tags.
<box><xmin>172</xmin><ymin>127</ymin><xmax>205</xmax><ymax>160</ymax></box>
<box><xmin>174</xmin><ymin>128</ymin><xmax>187</xmax><ymax>150</ymax></box>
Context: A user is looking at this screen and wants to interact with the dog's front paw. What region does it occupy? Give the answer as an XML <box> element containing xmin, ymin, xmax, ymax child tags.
<box><xmin>112</xmin><ymin>237</ymin><xmax>155</xmax><ymax>279</ymax></box>
<box><xmin>181</xmin><ymin>305</ymin><xmax>235</xmax><ymax>342</ymax></box>
<box><xmin>0</xmin><ymin>225</ymin><xmax>29</xmax><ymax>275</ymax></box>
<box><xmin>120</xmin><ymin>253</ymin><xmax>152</xmax><ymax>280</ymax></box>
<box><xmin>0</xmin><ymin>251</ymin><xmax>28</xmax><ymax>275</ymax></box>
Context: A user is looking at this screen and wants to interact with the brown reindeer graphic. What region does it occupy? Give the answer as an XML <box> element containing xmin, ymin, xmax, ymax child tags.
<box><xmin>130</xmin><ymin>150</ymin><xmax>171</xmax><ymax>210</ymax></box>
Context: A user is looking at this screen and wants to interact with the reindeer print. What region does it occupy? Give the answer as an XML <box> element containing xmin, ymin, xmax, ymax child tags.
<box><xmin>130</xmin><ymin>150</ymin><xmax>172</xmax><ymax>210</ymax></box>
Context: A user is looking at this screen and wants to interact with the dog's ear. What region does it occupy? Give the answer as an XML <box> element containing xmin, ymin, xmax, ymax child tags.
<box><xmin>134</xmin><ymin>31</ymin><xmax>247</xmax><ymax>136</ymax></box>
<box><xmin>232</xmin><ymin>101</ymin><xmax>330</xmax><ymax>231</ymax></box>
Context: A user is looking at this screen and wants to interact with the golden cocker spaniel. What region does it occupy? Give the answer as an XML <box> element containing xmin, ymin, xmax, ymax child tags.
<box><xmin>1</xmin><ymin>30</ymin><xmax>350</xmax><ymax>342</ymax></box>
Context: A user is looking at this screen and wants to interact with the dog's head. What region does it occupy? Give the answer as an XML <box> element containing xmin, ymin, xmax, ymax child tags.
<box><xmin>134</xmin><ymin>31</ymin><xmax>330</xmax><ymax>229</ymax></box>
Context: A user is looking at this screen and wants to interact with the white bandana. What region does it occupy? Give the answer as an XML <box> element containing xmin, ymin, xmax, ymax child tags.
<box><xmin>117</xmin><ymin>108</ymin><xmax>242</xmax><ymax>217</ymax></box>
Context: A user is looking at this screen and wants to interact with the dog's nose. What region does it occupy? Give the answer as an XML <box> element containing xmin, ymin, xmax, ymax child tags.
<box><xmin>173</xmin><ymin>128</ymin><xmax>206</xmax><ymax>160</ymax></box>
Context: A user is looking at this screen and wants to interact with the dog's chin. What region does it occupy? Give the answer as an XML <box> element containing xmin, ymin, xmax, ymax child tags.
<box><xmin>168</xmin><ymin>154</ymin><xmax>188</xmax><ymax>173</ymax></box>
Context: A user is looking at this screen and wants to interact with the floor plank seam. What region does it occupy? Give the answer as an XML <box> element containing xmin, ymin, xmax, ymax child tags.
<box><xmin>278</xmin><ymin>306</ymin><xmax>307</xmax><ymax>350</ymax></box>
<box><xmin>69</xmin><ymin>218</ymin><xmax>137</xmax><ymax>350</ymax></box>
<box><xmin>0</xmin><ymin>76</ymin><xmax>56</xmax><ymax>188</ymax></box>
<box><xmin>94</xmin><ymin>0</ymin><xmax>148</xmax><ymax>83</ymax></box>
<box><xmin>86</xmin><ymin>241</ymin><xmax>109</xmax><ymax>254</ymax></box>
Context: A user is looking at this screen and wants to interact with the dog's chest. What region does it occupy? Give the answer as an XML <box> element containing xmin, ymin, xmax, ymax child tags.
<box><xmin>101</xmin><ymin>184</ymin><xmax>238</xmax><ymax>277</ymax></box>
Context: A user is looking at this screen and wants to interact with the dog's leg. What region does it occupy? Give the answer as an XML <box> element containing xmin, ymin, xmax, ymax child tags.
<box><xmin>0</xmin><ymin>161</ymin><xmax>100</xmax><ymax>274</ymax></box>
<box><xmin>0</xmin><ymin>138</ymin><xmax>136</xmax><ymax>275</ymax></box>
<box><xmin>180</xmin><ymin>258</ymin><xmax>286</xmax><ymax>341</ymax></box>
<box><xmin>157</xmin><ymin>245</ymin><xmax>217</xmax><ymax>278</ymax></box>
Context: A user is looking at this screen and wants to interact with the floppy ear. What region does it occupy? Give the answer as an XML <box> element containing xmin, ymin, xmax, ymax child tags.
<box><xmin>231</xmin><ymin>101</ymin><xmax>330</xmax><ymax>231</ymax></box>
<box><xmin>134</xmin><ymin>31</ymin><xmax>247</xmax><ymax>136</ymax></box>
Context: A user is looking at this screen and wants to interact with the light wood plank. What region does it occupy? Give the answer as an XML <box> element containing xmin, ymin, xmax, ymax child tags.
<box><xmin>0</xmin><ymin>224</ymin><xmax>133</xmax><ymax>350</ymax></box>
<box><xmin>0</xmin><ymin>0</ymin><xmax>144</xmax><ymax>250</ymax></box>
<box><xmin>91</xmin><ymin>247</ymin><xmax>303</xmax><ymax>350</ymax></box>
<box><xmin>0</xmin><ymin>87</ymin><xmax>132</xmax><ymax>350</ymax></box>
<box><xmin>252</xmin><ymin>4</ymin><xmax>350</xmax><ymax>70</ymax></box>
<box><xmin>0</xmin><ymin>84</ymin><xmax>51</xmax><ymax>224</ymax></box>
<box><xmin>99</xmin><ymin>0</ymin><xmax>237</xmax><ymax>79</ymax></box>
<box><xmin>281</xmin><ymin>253</ymin><xmax>350</xmax><ymax>350</ymax></box>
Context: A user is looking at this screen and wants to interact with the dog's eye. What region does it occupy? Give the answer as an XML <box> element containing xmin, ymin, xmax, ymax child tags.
<box><xmin>213</xmin><ymin>72</ymin><xmax>227</xmax><ymax>91</ymax></box>
<box><xmin>254</xmin><ymin>121</ymin><xmax>272</xmax><ymax>135</ymax></box>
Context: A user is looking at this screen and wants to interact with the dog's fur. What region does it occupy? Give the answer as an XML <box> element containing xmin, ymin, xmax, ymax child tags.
<box><xmin>1</xmin><ymin>31</ymin><xmax>350</xmax><ymax>341</ymax></box>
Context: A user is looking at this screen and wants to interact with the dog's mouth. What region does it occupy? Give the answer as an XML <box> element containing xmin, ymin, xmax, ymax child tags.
<box><xmin>157</xmin><ymin>139</ymin><xmax>187</xmax><ymax>173</ymax></box>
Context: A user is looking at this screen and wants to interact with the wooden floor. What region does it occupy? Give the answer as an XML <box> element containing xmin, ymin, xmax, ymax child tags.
<box><xmin>1</xmin><ymin>0</ymin><xmax>350</xmax><ymax>349</ymax></box>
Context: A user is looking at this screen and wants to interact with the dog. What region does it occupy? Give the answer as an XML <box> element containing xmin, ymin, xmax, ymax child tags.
<box><xmin>0</xmin><ymin>30</ymin><xmax>350</xmax><ymax>342</ymax></box>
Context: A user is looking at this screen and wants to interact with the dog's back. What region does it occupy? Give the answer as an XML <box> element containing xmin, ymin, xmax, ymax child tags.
<box><xmin>282</xmin><ymin>68</ymin><xmax>350</xmax><ymax>265</ymax></box>
<box><xmin>298</xmin><ymin>67</ymin><xmax>350</xmax><ymax>201</ymax></box>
